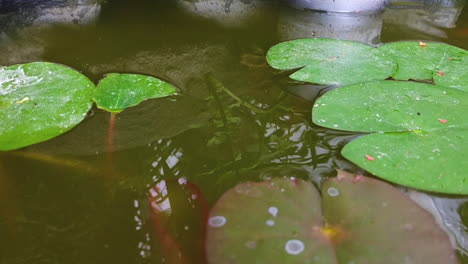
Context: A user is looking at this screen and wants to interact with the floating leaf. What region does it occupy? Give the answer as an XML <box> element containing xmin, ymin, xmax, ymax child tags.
<box><xmin>206</xmin><ymin>172</ymin><xmax>457</xmax><ymax>263</ymax></box>
<box><xmin>93</xmin><ymin>73</ymin><xmax>177</xmax><ymax>113</ymax></box>
<box><xmin>0</xmin><ymin>62</ymin><xmax>94</xmax><ymax>151</ymax></box>
<box><xmin>434</xmin><ymin>53</ymin><xmax>468</xmax><ymax>92</ymax></box>
<box><xmin>322</xmin><ymin>171</ymin><xmax>457</xmax><ymax>264</ymax></box>
<box><xmin>206</xmin><ymin>178</ymin><xmax>337</xmax><ymax>264</ymax></box>
<box><xmin>312</xmin><ymin>80</ymin><xmax>468</xmax><ymax>194</ymax></box>
<box><xmin>379</xmin><ymin>41</ymin><xmax>468</xmax><ymax>91</ymax></box>
<box><xmin>266</xmin><ymin>38</ymin><xmax>396</xmax><ymax>86</ymax></box>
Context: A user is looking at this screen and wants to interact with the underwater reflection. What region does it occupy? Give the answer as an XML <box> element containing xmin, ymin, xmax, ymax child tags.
<box><xmin>147</xmin><ymin>178</ymin><xmax>208</xmax><ymax>264</ymax></box>
<box><xmin>384</xmin><ymin>0</ymin><xmax>465</xmax><ymax>39</ymax></box>
<box><xmin>278</xmin><ymin>6</ymin><xmax>383</xmax><ymax>45</ymax></box>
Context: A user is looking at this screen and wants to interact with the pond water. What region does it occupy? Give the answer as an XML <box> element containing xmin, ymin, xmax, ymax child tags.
<box><xmin>1</xmin><ymin>0</ymin><xmax>468</xmax><ymax>263</ymax></box>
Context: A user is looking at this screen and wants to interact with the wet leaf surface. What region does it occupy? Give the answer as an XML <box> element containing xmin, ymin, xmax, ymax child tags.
<box><xmin>93</xmin><ymin>73</ymin><xmax>177</xmax><ymax>113</ymax></box>
<box><xmin>0</xmin><ymin>62</ymin><xmax>94</xmax><ymax>151</ymax></box>
<box><xmin>322</xmin><ymin>171</ymin><xmax>457</xmax><ymax>264</ymax></box>
<box><xmin>312</xmin><ymin>80</ymin><xmax>468</xmax><ymax>194</ymax></box>
<box><xmin>206</xmin><ymin>172</ymin><xmax>457</xmax><ymax>263</ymax></box>
<box><xmin>266</xmin><ymin>38</ymin><xmax>396</xmax><ymax>86</ymax></box>
<box><xmin>379</xmin><ymin>41</ymin><xmax>468</xmax><ymax>91</ymax></box>
<box><xmin>206</xmin><ymin>178</ymin><xmax>337</xmax><ymax>264</ymax></box>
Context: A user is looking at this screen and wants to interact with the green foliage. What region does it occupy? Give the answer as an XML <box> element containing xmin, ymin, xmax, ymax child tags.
<box><xmin>206</xmin><ymin>171</ymin><xmax>456</xmax><ymax>264</ymax></box>
<box><xmin>312</xmin><ymin>81</ymin><xmax>468</xmax><ymax>194</ymax></box>
<box><xmin>267</xmin><ymin>38</ymin><xmax>468</xmax><ymax>194</ymax></box>
<box><xmin>0</xmin><ymin>62</ymin><xmax>94</xmax><ymax>151</ymax></box>
<box><xmin>266</xmin><ymin>38</ymin><xmax>396</xmax><ymax>86</ymax></box>
<box><xmin>379</xmin><ymin>41</ymin><xmax>468</xmax><ymax>91</ymax></box>
<box><xmin>93</xmin><ymin>73</ymin><xmax>177</xmax><ymax>113</ymax></box>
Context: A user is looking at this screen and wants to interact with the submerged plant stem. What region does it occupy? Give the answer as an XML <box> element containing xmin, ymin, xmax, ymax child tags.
<box><xmin>207</xmin><ymin>75</ymin><xmax>287</xmax><ymax>114</ymax></box>
<box><xmin>105</xmin><ymin>112</ymin><xmax>117</xmax><ymax>178</ymax></box>
<box><xmin>11</xmin><ymin>151</ymin><xmax>100</xmax><ymax>174</ymax></box>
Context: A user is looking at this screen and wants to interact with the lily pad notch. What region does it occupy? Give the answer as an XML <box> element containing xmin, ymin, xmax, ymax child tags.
<box><xmin>266</xmin><ymin>38</ymin><xmax>468</xmax><ymax>194</ymax></box>
<box><xmin>206</xmin><ymin>171</ymin><xmax>457</xmax><ymax>264</ymax></box>
<box><xmin>0</xmin><ymin>63</ymin><xmax>179</xmax><ymax>151</ymax></box>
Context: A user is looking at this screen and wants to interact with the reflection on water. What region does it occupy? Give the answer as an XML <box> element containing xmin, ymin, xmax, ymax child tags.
<box><xmin>0</xmin><ymin>0</ymin><xmax>468</xmax><ymax>263</ymax></box>
<box><xmin>278</xmin><ymin>6</ymin><xmax>383</xmax><ymax>44</ymax></box>
<box><xmin>384</xmin><ymin>0</ymin><xmax>466</xmax><ymax>39</ymax></box>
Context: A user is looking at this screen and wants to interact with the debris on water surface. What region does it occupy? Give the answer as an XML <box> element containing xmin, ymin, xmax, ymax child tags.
<box><xmin>437</xmin><ymin>71</ymin><xmax>445</xmax><ymax>77</ymax></box>
<box><xmin>353</xmin><ymin>175</ymin><xmax>364</xmax><ymax>183</ymax></box>
<box><xmin>16</xmin><ymin>97</ymin><xmax>29</xmax><ymax>104</ymax></box>
<box><xmin>439</xmin><ymin>119</ymin><xmax>448</xmax><ymax>124</ymax></box>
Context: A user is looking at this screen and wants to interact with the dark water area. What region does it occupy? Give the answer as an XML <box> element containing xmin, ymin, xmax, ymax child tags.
<box><xmin>1</xmin><ymin>0</ymin><xmax>468</xmax><ymax>263</ymax></box>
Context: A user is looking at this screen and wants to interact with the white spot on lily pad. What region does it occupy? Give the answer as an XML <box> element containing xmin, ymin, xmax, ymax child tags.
<box><xmin>285</xmin><ymin>239</ymin><xmax>305</xmax><ymax>255</ymax></box>
<box><xmin>268</xmin><ymin>206</ymin><xmax>278</xmax><ymax>217</ymax></box>
<box><xmin>208</xmin><ymin>216</ymin><xmax>226</xmax><ymax>228</ymax></box>
<box><xmin>327</xmin><ymin>187</ymin><xmax>340</xmax><ymax>197</ymax></box>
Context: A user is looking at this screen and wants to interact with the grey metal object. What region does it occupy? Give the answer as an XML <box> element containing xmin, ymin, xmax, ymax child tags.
<box><xmin>286</xmin><ymin>0</ymin><xmax>387</xmax><ymax>13</ymax></box>
<box><xmin>278</xmin><ymin>7</ymin><xmax>383</xmax><ymax>45</ymax></box>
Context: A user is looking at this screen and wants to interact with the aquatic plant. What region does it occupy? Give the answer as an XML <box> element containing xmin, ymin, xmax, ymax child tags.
<box><xmin>0</xmin><ymin>62</ymin><xmax>94</xmax><ymax>151</ymax></box>
<box><xmin>0</xmin><ymin>68</ymin><xmax>177</xmax><ymax>152</ymax></box>
<box><xmin>205</xmin><ymin>171</ymin><xmax>456</xmax><ymax>264</ymax></box>
<box><xmin>93</xmin><ymin>73</ymin><xmax>177</xmax><ymax>154</ymax></box>
<box><xmin>267</xmin><ymin>39</ymin><xmax>468</xmax><ymax>194</ymax></box>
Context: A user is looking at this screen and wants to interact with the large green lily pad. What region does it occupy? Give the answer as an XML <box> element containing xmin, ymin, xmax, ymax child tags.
<box><xmin>0</xmin><ymin>62</ymin><xmax>94</xmax><ymax>151</ymax></box>
<box><xmin>266</xmin><ymin>38</ymin><xmax>396</xmax><ymax>86</ymax></box>
<box><xmin>312</xmin><ymin>80</ymin><xmax>468</xmax><ymax>194</ymax></box>
<box><xmin>206</xmin><ymin>172</ymin><xmax>456</xmax><ymax>263</ymax></box>
<box><xmin>379</xmin><ymin>41</ymin><xmax>468</xmax><ymax>91</ymax></box>
<box><xmin>93</xmin><ymin>73</ymin><xmax>177</xmax><ymax>113</ymax></box>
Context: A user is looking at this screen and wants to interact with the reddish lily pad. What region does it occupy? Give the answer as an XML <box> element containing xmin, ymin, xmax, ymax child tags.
<box><xmin>322</xmin><ymin>171</ymin><xmax>457</xmax><ymax>264</ymax></box>
<box><xmin>206</xmin><ymin>178</ymin><xmax>337</xmax><ymax>264</ymax></box>
<box><xmin>206</xmin><ymin>173</ymin><xmax>457</xmax><ymax>263</ymax></box>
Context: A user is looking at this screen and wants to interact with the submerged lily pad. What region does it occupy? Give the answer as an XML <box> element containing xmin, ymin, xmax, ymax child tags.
<box><xmin>93</xmin><ymin>73</ymin><xmax>177</xmax><ymax>113</ymax></box>
<box><xmin>379</xmin><ymin>41</ymin><xmax>468</xmax><ymax>91</ymax></box>
<box><xmin>206</xmin><ymin>178</ymin><xmax>337</xmax><ymax>264</ymax></box>
<box><xmin>266</xmin><ymin>38</ymin><xmax>396</xmax><ymax>86</ymax></box>
<box><xmin>206</xmin><ymin>172</ymin><xmax>456</xmax><ymax>263</ymax></box>
<box><xmin>322</xmin><ymin>171</ymin><xmax>456</xmax><ymax>264</ymax></box>
<box><xmin>0</xmin><ymin>62</ymin><xmax>94</xmax><ymax>151</ymax></box>
<box><xmin>312</xmin><ymin>80</ymin><xmax>468</xmax><ymax>194</ymax></box>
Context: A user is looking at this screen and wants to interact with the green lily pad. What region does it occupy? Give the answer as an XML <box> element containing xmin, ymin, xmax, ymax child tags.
<box><xmin>93</xmin><ymin>73</ymin><xmax>177</xmax><ymax>113</ymax></box>
<box><xmin>206</xmin><ymin>172</ymin><xmax>456</xmax><ymax>263</ymax></box>
<box><xmin>266</xmin><ymin>38</ymin><xmax>396</xmax><ymax>86</ymax></box>
<box><xmin>0</xmin><ymin>62</ymin><xmax>94</xmax><ymax>151</ymax></box>
<box><xmin>379</xmin><ymin>41</ymin><xmax>468</xmax><ymax>91</ymax></box>
<box><xmin>312</xmin><ymin>80</ymin><xmax>468</xmax><ymax>194</ymax></box>
<box><xmin>434</xmin><ymin>53</ymin><xmax>468</xmax><ymax>92</ymax></box>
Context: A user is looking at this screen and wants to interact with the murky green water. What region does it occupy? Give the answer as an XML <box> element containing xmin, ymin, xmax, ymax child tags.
<box><xmin>1</xmin><ymin>0</ymin><xmax>468</xmax><ymax>263</ymax></box>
